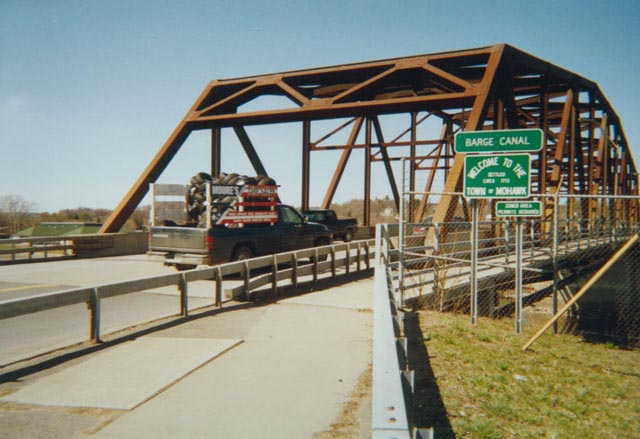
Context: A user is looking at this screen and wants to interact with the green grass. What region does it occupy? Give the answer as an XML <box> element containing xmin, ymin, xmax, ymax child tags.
<box><xmin>415</xmin><ymin>310</ymin><xmax>640</xmax><ymax>438</ymax></box>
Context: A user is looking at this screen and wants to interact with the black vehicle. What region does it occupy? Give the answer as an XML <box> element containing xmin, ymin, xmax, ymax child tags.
<box><xmin>302</xmin><ymin>209</ymin><xmax>357</xmax><ymax>242</ymax></box>
<box><xmin>149</xmin><ymin>204</ymin><xmax>331</xmax><ymax>269</ymax></box>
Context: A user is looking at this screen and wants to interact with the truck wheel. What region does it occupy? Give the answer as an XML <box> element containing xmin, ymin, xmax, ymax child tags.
<box><xmin>310</xmin><ymin>238</ymin><xmax>330</xmax><ymax>262</ymax></box>
<box><xmin>175</xmin><ymin>264</ymin><xmax>194</xmax><ymax>271</ymax></box>
<box><xmin>231</xmin><ymin>246</ymin><xmax>253</xmax><ymax>261</ymax></box>
<box><xmin>344</xmin><ymin>230</ymin><xmax>354</xmax><ymax>242</ymax></box>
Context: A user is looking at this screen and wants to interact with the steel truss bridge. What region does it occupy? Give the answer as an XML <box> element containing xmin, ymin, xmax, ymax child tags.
<box><xmin>100</xmin><ymin>43</ymin><xmax>638</xmax><ymax>233</ymax></box>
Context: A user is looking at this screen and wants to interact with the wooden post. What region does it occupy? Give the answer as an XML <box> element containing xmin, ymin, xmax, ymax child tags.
<box><xmin>523</xmin><ymin>234</ymin><xmax>639</xmax><ymax>351</ymax></box>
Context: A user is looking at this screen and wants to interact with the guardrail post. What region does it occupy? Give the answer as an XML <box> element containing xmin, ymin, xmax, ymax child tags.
<box><xmin>365</xmin><ymin>241</ymin><xmax>370</xmax><ymax>270</ymax></box>
<box><xmin>243</xmin><ymin>261</ymin><xmax>251</xmax><ymax>300</ymax></box>
<box><xmin>291</xmin><ymin>253</ymin><xmax>298</xmax><ymax>289</ymax></box>
<box><xmin>312</xmin><ymin>249</ymin><xmax>318</xmax><ymax>283</ymax></box>
<box><xmin>356</xmin><ymin>242</ymin><xmax>361</xmax><ymax>271</ymax></box>
<box><xmin>88</xmin><ymin>288</ymin><xmax>101</xmax><ymax>343</ymax></box>
<box><xmin>179</xmin><ymin>274</ymin><xmax>188</xmax><ymax>317</ymax></box>
<box><xmin>271</xmin><ymin>255</ymin><xmax>278</xmax><ymax>295</ymax></box>
<box><xmin>330</xmin><ymin>247</ymin><xmax>336</xmax><ymax>278</ymax></box>
<box><xmin>214</xmin><ymin>267</ymin><xmax>223</xmax><ymax>307</ymax></box>
<box><xmin>345</xmin><ymin>243</ymin><xmax>350</xmax><ymax>276</ymax></box>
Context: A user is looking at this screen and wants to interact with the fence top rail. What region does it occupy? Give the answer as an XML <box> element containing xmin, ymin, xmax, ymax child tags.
<box><xmin>404</xmin><ymin>190</ymin><xmax>640</xmax><ymax>201</ymax></box>
<box><xmin>0</xmin><ymin>232</ymin><xmax>134</xmax><ymax>245</ymax></box>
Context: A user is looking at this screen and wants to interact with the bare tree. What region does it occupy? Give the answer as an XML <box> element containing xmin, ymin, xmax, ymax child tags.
<box><xmin>0</xmin><ymin>194</ymin><xmax>36</xmax><ymax>235</ymax></box>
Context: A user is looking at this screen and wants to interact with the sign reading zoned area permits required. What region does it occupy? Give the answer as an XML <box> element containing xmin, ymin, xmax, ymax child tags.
<box><xmin>463</xmin><ymin>154</ymin><xmax>531</xmax><ymax>199</ymax></box>
<box><xmin>455</xmin><ymin>128</ymin><xmax>543</xmax><ymax>153</ymax></box>
<box><xmin>495</xmin><ymin>201</ymin><xmax>542</xmax><ymax>217</ymax></box>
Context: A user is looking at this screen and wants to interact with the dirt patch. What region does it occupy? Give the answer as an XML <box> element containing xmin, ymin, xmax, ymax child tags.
<box><xmin>314</xmin><ymin>363</ymin><xmax>372</xmax><ymax>439</ymax></box>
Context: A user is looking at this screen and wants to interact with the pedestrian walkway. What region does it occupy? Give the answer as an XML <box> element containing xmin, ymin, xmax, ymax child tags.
<box><xmin>0</xmin><ymin>277</ymin><xmax>374</xmax><ymax>439</ymax></box>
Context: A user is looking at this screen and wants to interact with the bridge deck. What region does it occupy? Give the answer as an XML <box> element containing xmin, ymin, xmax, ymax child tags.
<box><xmin>402</xmin><ymin>235</ymin><xmax>627</xmax><ymax>303</ymax></box>
<box><xmin>0</xmin><ymin>262</ymin><xmax>374</xmax><ymax>439</ymax></box>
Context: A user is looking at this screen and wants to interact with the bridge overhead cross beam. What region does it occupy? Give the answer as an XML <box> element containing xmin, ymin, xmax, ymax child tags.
<box><xmin>100</xmin><ymin>44</ymin><xmax>638</xmax><ymax>233</ymax></box>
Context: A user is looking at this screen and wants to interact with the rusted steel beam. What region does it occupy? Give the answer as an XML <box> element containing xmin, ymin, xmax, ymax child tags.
<box><xmin>321</xmin><ymin>117</ymin><xmax>364</xmax><ymax>208</ymax></box>
<box><xmin>211</xmin><ymin>128</ymin><xmax>221</xmax><ymax>178</ymax></box>
<box><xmin>99</xmin><ymin>121</ymin><xmax>193</xmax><ymax>233</ymax></box>
<box><xmin>302</xmin><ymin>121</ymin><xmax>311</xmax><ymax>211</ymax></box>
<box><xmin>233</xmin><ymin>126</ymin><xmax>268</xmax><ymax>176</ymax></box>
<box><xmin>431</xmin><ymin>45</ymin><xmax>505</xmax><ymax>225</ymax></box>
<box><xmin>102</xmin><ymin>44</ymin><xmax>637</xmax><ymax>232</ymax></box>
<box><xmin>371</xmin><ymin>117</ymin><xmax>400</xmax><ymax>212</ymax></box>
<box><xmin>188</xmin><ymin>93</ymin><xmax>477</xmax><ymax>128</ymax></box>
<box><xmin>364</xmin><ymin>119</ymin><xmax>372</xmax><ymax>226</ymax></box>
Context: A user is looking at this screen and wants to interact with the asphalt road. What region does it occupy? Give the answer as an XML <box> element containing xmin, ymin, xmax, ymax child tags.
<box><xmin>0</xmin><ymin>255</ymin><xmax>218</xmax><ymax>365</ymax></box>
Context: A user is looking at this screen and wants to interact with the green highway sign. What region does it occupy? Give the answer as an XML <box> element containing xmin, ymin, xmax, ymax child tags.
<box><xmin>495</xmin><ymin>201</ymin><xmax>542</xmax><ymax>217</ymax></box>
<box><xmin>455</xmin><ymin>128</ymin><xmax>543</xmax><ymax>153</ymax></box>
<box><xmin>463</xmin><ymin>154</ymin><xmax>531</xmax><ymax>199</ymax></box>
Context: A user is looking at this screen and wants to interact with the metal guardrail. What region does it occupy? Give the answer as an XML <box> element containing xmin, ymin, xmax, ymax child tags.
<box><xmin>0</xmin><ymin>240</ymin><xmax>373</xmax><ymax>346</ymax></box>
<box><xmin>0</xmin><ymin>236</ymin><xmax>76</xmax><ymax>262</ymax></box>
<box><xmin>372</xmin><ymin>224</ymin><xmax>432</xmax><ymax>439</ymax></box>
<box><xmin>0</xmin><ymin>234</ymin><xmax>121</xmax><ymax>264</ymax></box>
<box><xmin>400</xmin><ymin>218</ymin><xmax>639</xmax><ymax>296</ymax></box>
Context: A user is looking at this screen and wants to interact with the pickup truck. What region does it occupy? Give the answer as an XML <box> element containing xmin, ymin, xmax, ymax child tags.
<box><xmin>302</xmin><ymin>209</ymin><xmax>357</xmax><ymax>242</ymax></box>
<box><xmin>147</xmin><ymin>177</ymin><xmax>332</xmax><ymax>269</ymax></box>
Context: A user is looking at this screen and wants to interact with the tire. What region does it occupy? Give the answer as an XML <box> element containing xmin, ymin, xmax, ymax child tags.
<box><xmin>231</xmin><ymin>245</ymin><xmax>253</xmax><ymax>261</ymax></box>
<box><xmin>213</xmin><ymin>173</ymin><xmax>227</xmax><ymax>184</ymax></box>
<box><xmin>344</xmin><ymin>229</ymin><xmax>354</xmax><ymax>242</ymax></box>
<box><xmin>175</xmin><ymin>264</ymin><xmax>194</xmax><ymax>271</ymax></box>
<box><xmin>190</xmin><ymin>172</ymin><xmax>211</xmax><ymax>185</ymax></box>
<box><xmin>221</xmin><ymin>173</ymin><xmax>239</xmax><ymax>184</ymax></box>
<box><xmin>193</xmin><ymin>192</ymin><xmax>206</xmax><ymax>203</ymax></box>
<box><xmin>242</xmin><ymin>176</ymin><xmax>258</xmax><ymax>186</ymax></box>
<box><xmin>258</xmin><ymin>176</ymin><xmax>276</xmax><ymax>186</ymax></box>
<box><xmin>310</xmin><ymin>238</ymin><xmax>330</xmax><ymax>262</ymax></box>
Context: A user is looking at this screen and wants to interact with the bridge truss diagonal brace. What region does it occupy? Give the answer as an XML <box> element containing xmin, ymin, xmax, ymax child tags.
<box><xmin>99</xmin><ymin>122</ymin><xmax>193</xmax><ymax>233</ymax></box>
<box><xmin>430</xmin><ymin>45</ymin><xmax>505</xmax><ymax>225</ymax></box>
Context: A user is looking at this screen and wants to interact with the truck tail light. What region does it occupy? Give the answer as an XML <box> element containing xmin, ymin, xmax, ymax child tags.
<box><xmin>205</xmin><ymin>236</ymin><xmax>214</xmax><ymax>250</ymax></box>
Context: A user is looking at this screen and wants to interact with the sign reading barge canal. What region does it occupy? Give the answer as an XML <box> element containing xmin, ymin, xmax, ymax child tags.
<box><xmin>463</xmin><ymin>153</ymin><xmax>531</xmax><ymax>199</ymax></box>
<box><xmin>454</xmin><ymin>128</ymin><xmax>543</xmax><ymax>153</ymax></box>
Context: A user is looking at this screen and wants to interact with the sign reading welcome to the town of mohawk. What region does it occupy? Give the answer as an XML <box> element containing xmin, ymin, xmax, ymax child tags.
<box><xmin>463</xmin><ymin>153</ymin><xmax>531</xmax><ymax>199</ymax></box>
<box><xmin>454</xmin><ymin>128</ymin><xmax>543</xmax><ymax>153</ymax></box>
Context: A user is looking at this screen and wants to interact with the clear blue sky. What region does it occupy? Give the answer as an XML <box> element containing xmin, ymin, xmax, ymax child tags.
<box><xmin>2</xmin><ymin>0</ymin><xmax>639</xmax><ymax>212</ymax></box>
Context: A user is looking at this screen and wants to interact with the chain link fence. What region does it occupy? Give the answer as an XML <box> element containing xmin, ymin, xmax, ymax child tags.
<box><xmin>398</xmin><ymin>179</ymin><xmax>640</xmax><ymax>348</ymax></box>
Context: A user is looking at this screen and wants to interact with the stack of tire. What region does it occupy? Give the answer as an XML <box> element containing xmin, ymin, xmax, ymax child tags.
<box><xmin>186</xmin><ymin>172</ymin><xmax>277</xmax><ymax>227</ymax></box>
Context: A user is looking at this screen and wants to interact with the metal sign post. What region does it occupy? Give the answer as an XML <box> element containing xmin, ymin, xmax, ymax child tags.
<box><xmin>461</xmin><ymin>128</ymin><xmax>542</xmax><ymax>331</ymax></box>
<box><xmin>470</xmin><ymin>199</ymin><xmax>479</xmax><ymax>324</ymax></box>
<box><xmin>515</xmin><ymin>218</ymin><xmax>523</xmax><ymax>333</ymax></box>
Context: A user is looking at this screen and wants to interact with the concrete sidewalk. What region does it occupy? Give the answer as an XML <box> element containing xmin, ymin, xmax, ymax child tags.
<box><xmin>0</xmin><ymin>277</ymin><xmax>374</xmax><ymax>439</ymax></box>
